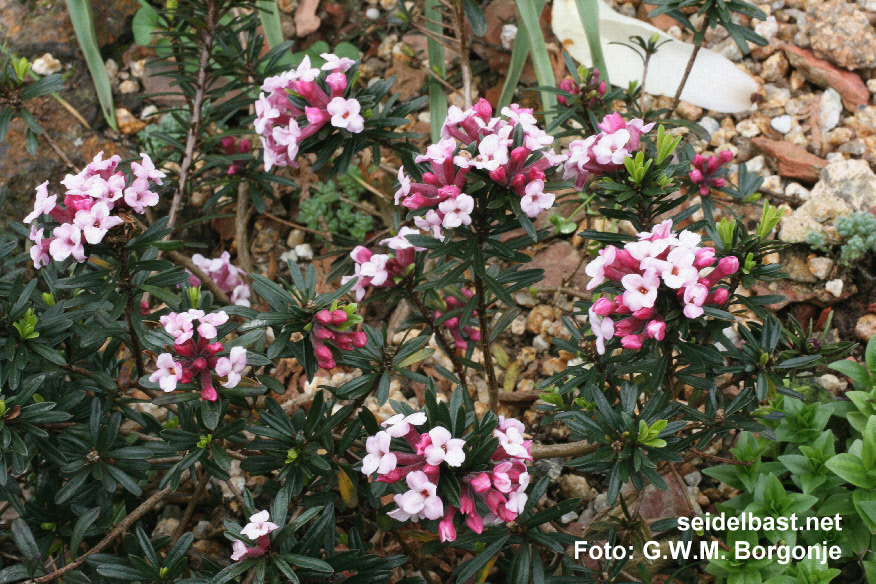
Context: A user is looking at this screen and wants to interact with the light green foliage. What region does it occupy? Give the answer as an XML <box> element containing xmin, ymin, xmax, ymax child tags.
<box><xmin>807</xmin><ymin>212</ymin><xmax>876</xmax><ymax>266</ymax></box>
<box><xmin>297</xmin><ymin>167</ymin><xmax>374</xmax><ymax>241</ymax></box>
<box><xmin>137</xmin><ymin>111</ymin><xmax>192</xmax><ymax>163</ymax></box>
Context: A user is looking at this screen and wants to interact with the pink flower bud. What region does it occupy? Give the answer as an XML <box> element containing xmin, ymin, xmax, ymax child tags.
<box><xmin>591</xmin><ymin>297</ymin><xmax>615</xmax><ymax>316</ymax></box>
<box><xmin>239</xmin><ymin>139</ymin><xmax>251</xmax><ymax>153</ymax></box>
<box><xmin>315</xmin><ymin>310</ymin><xmax>334</xmax><ymax>325</ymax></box>
<box><xmin>709</xmin><ymin>288</ymin><xmax>729</xmax><ymax>304</ymax></box>
<box><xmin>473</xmin><ymin>98</ymin><xmax>492</xmax><ymax>121</ymax></box>
<box><xmin>351</xmin><ymin>331</ymin><xmax>367</xmax><ymax>348</ymax></box>
<box><xmin>632</xmin><ymin>307</ymin><xmax>655</xmax><ymax>320</ymax></box>
<box><xmin>331</xmin><ymin>309</ymin><xmax>349</xmax><ymax>326</ymax></box>
<box><xmin>689</xmin><ymin>169</ymin><xmax>704</xmax><ymax>183</ymax></box>
<box><xmin>646</xmin><ymin>320</ymin><xmax>666</xmax><ymax>340</ymax></box>
<box><xmin>621</xmin><ymin>334</ymin><xmax>644</xmax><ymax>350</ymax></box>
<box><xmin>192</xmin><ymin>357</ymin><xmax>208</xmax><ymax>371</ymax></box>
<box><xmin>350</xmin><ymin>246</ymin><xmax>372</xmax><ymax>264</ymax></box>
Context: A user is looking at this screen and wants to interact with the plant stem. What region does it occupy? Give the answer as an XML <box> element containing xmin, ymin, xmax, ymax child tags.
<box><xmin>472</xmin><ymin>271</ymin><xmax>500</xmax><ymax>412</ymax></box>
<box><xmin>405</xmin><ymin>290</ymin><xmax>470</xmax><ymax>394</ymax></box>
<box><xmin>669</xmin><ymin>24</ymin><xmax>707</xmax><ymax>114</ymax></box>
<box><xmin>118</xmin><ymin>247</ymin><xmax>146</xmax><ymax>379</ymax></box>
<box><xmin>531</xmin><ymin>440</ymin><xmax>599</xmax><ymax>460</ymax></box>
<box><xmin>166</xmin><ymin>250</ymin><xmax>232</xmax><ymax>304</ymax></box>
<box><xmin>33</xmin><ymin>485</ymin><xmax>174</xmax><ymax>583</ymax></box>
<box><xmin>452</xmin><ymin>0</ymin><xmax>472</xmax><ymax>108</ymax></box>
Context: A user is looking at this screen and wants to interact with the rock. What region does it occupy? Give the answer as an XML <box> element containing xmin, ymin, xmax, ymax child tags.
<box><xmin>810</xmin><ymin>159</ymin><xmax>876</xmax><ymax>212</ymax></box>
<box><xmin>778</xmin><ymin>194</ymin><xmax>849</xmax><ymax>244</ymax></box>
<box><xmin>366</xmin><ymin>6</ymin><xmax>381</xmax><ymax>19</ymax></box>
<box><xmin>533</xmin><ymin>458</ymin><xmax>563</xmax><ymax>482</ymax></box>
<box><xmin>818</xmin><ymin>89</ymin><xmax>843</xmax><ymax>132</ymax></box>
<box><xmin>294</xmin><ymin>0</ymin><xmax>321</xmax><ymax>37</ymax></box>
<box><xmin>675</xmin><ymin>101</ymin><xmax>703</xmax><ymax>121</ymax></box>
<box><xmin>286</xmin><ymin>229</ymin><xmax>305</xmax><ymax>247</ymax></box>
<box><xmin>140</xmin><ymin>104</ymin><xmax>159</xmax><ymax>121</ymax></box>
<box><xmin>532</xmin><ymin>334</ymin><xmax>551</xmax><ymax>352</ymax></box>
<box><xmin>293</xmin><ymin>243</ymin><xmax>313</xmax><ymax>260</ymax></box>
<box><xmin>808</xmin><ymin>256</ymin><xmax>834</xmax><ymax>279</ymax></box>
<box><xmin>559</xmin><ymin>474</ymin><xmax>596</xmax><ymax>502</ymax></box>
<box><xmin>736</xmin><ymin>119</ymin><xmax>761</xmax><ymax>139</ymax></box>
<box><xmin>32</xmin><ymin>53</ymin><xmax>62</xmax><ymax>75</ymax></box>
<box><xmin>825</xmin><ymin>278</ymin><xmax>844</xmax><ymax>297</ymax></box>
<box><xmin>856</xmin><ymin>314</ymin><xmax>876</xmax><ymax>341</ymax></box>
<box><xmin>752</xmin><ymin>279</ymin><xmax>856</xmax><ymax>309</ymax></box>
<box><xmin>781</xmin><ymin>42</ymin><xmax>870</xmax><ymax>111</ymax></box>
<box><xmin>560</xmin><ymin>511</ymin><xmax>579</xmax><ymax>523</ymax></box>
<box><xmin>785</xmin><ymin>182</ymin><xmax>810</xmax><ymax>201</ymax></box>
<box><xmin>116</xmin><ymin>107</ymin><xmax>146</xmax><ymax>135</ymax></box>
<box><xmin>783</xmin><ymin>249</ymin><xmax>817</xmax><ymax>282</ymax></box>
<box><xmin>699</xmin><ymin>116</ymin><xmax>720</xmax><ymax>137</ymax></box>
<box><xmin>0</xmin><ymin>0</ymin><xmax>140</xmax><ymax>49</ymax></box>
<box><xmin>119</xmin><ymin>79</ymin><xmax>140</xmax><ymax>94</ymax></box>
<box><xmin>683</xmin><ymin>471</ymin><xmax>702</xmax><ymax>487</ymax></box>
<box><xmin>152</xmin><ymin>517</ymin><xmax>179</xmax><ymax>539</ymax></box>
<box><xmin>771</xmin><ymin>115</ymin><xmax>792</xmax><ymax>134</ymax></box>
<box><xmin>818</xmin><ymin>373</ymin><xmax>847</xmax><ymax>396</ymax></box>
<box><xmin>808</xmin><ymin>0</ymin><xmax>876</xmax><ymax>70</ymax></box>
<box><xmin>761</xmin><ymin>51</ymin><xmax>789</xmax><ymax>82</ymax></box>
<box><xmin>528</xmin><ymin>241</ymin><xmax>588</xmax><ymax>290</ymax></box>
<box><xmin>751</xmin><ymin>137</ymin><xmax>828</xmax><ymax>182</ymax></box>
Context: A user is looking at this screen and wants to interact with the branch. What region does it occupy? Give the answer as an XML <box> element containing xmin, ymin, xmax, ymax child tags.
<box><xmin>531</xmin><ymin>440</ymin><xmax>600</xmax><ymax>460</ymax></box>
<box><xmin>166</xmin><ymin>250</ymin><xmax>232</xmax><ymax>304</ymax></box>
<box><xmin>33</xmin><ymin>485</ymin><xmax>174</xmax><ymax>583</ymax></box>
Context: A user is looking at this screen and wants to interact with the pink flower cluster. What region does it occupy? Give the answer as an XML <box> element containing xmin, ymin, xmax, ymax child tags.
<box><xmin>394</xmin><ymin>99</ymin><xmax>566</xmax><ymax>238</ymax></box>
<box><xmin>563</xmin><ymin>113</ymin><xmax>655</xmax><ymax>190</ymax></box>
<box><xmin>254</xmin><ymin>54</ymin><xmax>363</xmax><ymax>171</ymax></box>
<box><xmin>434</xmin><ymin>289</ymin><xmax>481</xmax><ymax>350</ymax></box>
<box><xmin>341</xmin><ymin>227</ymin><xmax>424</xmax><ymax>301</ymax></box>
<box><xmin>231</xmin><ymin>510</ymin><xmax>279</xmax><ymax>561</ymax></box>
<box><xmin>361</xmin><ymin>413</ymin><xmax>531</xmax><ymax>542</ymax></box>
<box><xmin>189</xmin><ymin>251</ymin><xmax>251</xmax><ymax>307</ymax></box>
<box><xmin>150</xmin><ymin>309</ymin><xmax>247</xmax><ymax>401</ymax></box>
<box><xmin>311</xmin><ymin>307</ymin><xmax>367</xmax><ymax>370</ymax></box>
<box><xmin>585</xmin><ymin>220</ymin><xmax>739</xmax><ymax>354</ymax></box>
<box><xmin>24</xmin><ymin>151</ymin><xmax>164</xmax><ymax>268</ymax></box>
<box><xmin>689</xmin><ymin>150</ymin><xmax>734</xmax><ymax>196</ymax></box>
<box><xmin>220</xmin><ymin>136</ymin><xmax>252</xmax><ymax>176</ymax></box>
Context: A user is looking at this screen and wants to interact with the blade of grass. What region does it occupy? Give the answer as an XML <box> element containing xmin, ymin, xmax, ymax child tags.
<box><xmin>425</xmin><ymin>0</ymin><xmax>447</xmax><ymax>141</ymax></box>
<box><xmin>514</xmin><ymin>0</ymin><xmax>556</xmax><ymax>123</ymax></box>
<box><xmin>65</xmin><ymin>0</ymin><xmax>117</xmax><ymax>130</ymax></box>
<box><xmin>574</xmin><ymin>0</ymin><xmax>610</xmax><ymax>87</ymax></box>
<box><xmin>256</xmin><ymin>0</ymin><xmax>294</xmax><ymax>66</ymax></box>
<box><xmin>497</xmin><ymin>0</ymin><xmax>545</xmax><ymax>110</ymax></box>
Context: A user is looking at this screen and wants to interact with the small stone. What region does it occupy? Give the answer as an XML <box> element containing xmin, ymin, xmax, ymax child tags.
<box><xmin>105</xmin><ymin>58</ymin><xmax>119</xmax><ymax>82</ymax></box>
<box><xmin>532</xmin><ymin>334</ymin><xmax>551</xmax><ymax>352</ymax></box>
<box><xmin>286</xmin><ymin>229</ymin><xmax>305</xmax><ymax>247</ymax></box>
<box><xmin>746</xmin><ymin>155</ymin><xmax>766</xmax><ymax>174</ymax></box>
<box><xmin>808</xmin><ymin>0</ymin><xmax>876</xmax><ymax>70</ymax></box>
<box><xmin>808</xmin><ymin>256</ymin><xmax>834</xmax><ymax>279</ymax></box>
<box><xmin>510</xmin><ymin>315</ymin><xmax>527</xmax><ymax>335</ymax></box>
<box><xmin>856</xmin><ymin>314</ymin><xmax>876</xmax><ymax>341</ymax></box>
<box><xmin>868</xmin><ymin>78</ymin><xmax>876</xmax><ymax>93</ymax></box>
<box><xmin>761</xmin><ymin>52</ymin><xmax>788</xmax><ymax>81</ymax></box>
<box><xmin>559</xmin><ymin>474</ymin><xmax>595</xmax><ymax>501</ymax></box>
<box><xmin>116</xmin><ymin>107</ymin><xmax>146</xmax><ymax>135</ymax></box>
<box><xmin>683</xmin><ymin>471</ymin><xmax>702</xmax><ymax>487</ymax></box>
<box><xmin>533</xmin><ymin>458</ymin><xmax>563</xmax><ymax>481</ymax></box>
<box><xmin>192</xmin><ymin>520</ymin><xmax>211</xmax><ymax>540</ymax></box>
<box><xmin>825</xmin><ymin>278</ymin><xmax>844</xmax><ymax>297</ymax></box>
<box><xmin>293</xmin><ymin>243</ymin><xmax>313</xmax><ymax>260</ymax></box>
<box><xmin>140</xmin><ymin>104</ymin><xmax>159</xmax><ymax>121</ymax></box>
<box><xmin>771</xmin><ymin>115</ymin><xmax>792</xmax><ymax>134</ymax></box>
<box><xmin>826</xmin><ymin>152</ymin><xmax>846</xmax><ymax>163</ymax></box>
<box><xmin>500</xmin><ymin>24</ymin><xmax>518</xmax><ymax>49</ymax></box>
<box><xmin>818</xmin><ymin>373</ymin><xmax>847</xmax><ymax>396</ymax></box>
<box><xmin>527</xmin><ymin>305</ymin><xmax>556</xmax><ymax>335</ymax></box>
<box><xmin>755</xmin><ymin>15</ymin><xmax>779</xmax><ymax>40</ymax></box>
<box><xmin>715</xmin><ymin>36</ymin><xmax>743</xmax><ymax>61</ymax></box>
<box><xmin>130</xmin><ymin>59</ymin><xmax>146</xmax><ymax>78</ymax></box>
<box><xmin>119</xmin><ymin>79</ymin><xmax>140</xmax><ymax>94</ymax></box>
<box><xmin>675</xmin><ymin>101</ymin><xmax>703</xmax><ymax>121</ymax></box>
<box><xmin>839</xmin><ymin>139</ymin><xmax>867</xmax><ymax>155</ymax></box>
<box><xmin>762</xmin><ymin>174</ymin><xmax>782</xmax><ymax>192</ymax></box>
<box><xmin>818</xmin><ymin>89</ymin><xmax>843</xmax><ymax>132</ymax></box>
<box><xmin>32</xmin><ymin>53</ymin><xmax>62</xmax><ymax>75</ymax></box>
<box><xmin>365</xmin><ymin>6</ymin><xmax>380</xmax><ymax>19</ymax></box>
<box><xmin>152</xmin><ymin>517</ymin><xmax>179</xmax><ymax>539</ymax></box>
<box><xmin>699</xmin><ymin>116</ymin><xmax>720</xmax><ymax>137</ymax></box>
<box><xmin>785</xmin><ymin>181</ymin><xmax>810</xmax><ymax>201</ymax></box>
<box><xmin>560</xmin><ymin>511</ymin><xmax>579</xmax><ymax>524</ymax></box>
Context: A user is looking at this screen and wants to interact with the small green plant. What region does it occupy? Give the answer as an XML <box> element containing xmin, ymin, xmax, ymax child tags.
<box><xmin>808</xmin><ymin>212</ymin><xmax>876</xmax><ymax>267</ymax></box>
<box><xmin>297</xmin><ymin>166</ymin><xmax>374</xmax><ymax>242</ymax></box>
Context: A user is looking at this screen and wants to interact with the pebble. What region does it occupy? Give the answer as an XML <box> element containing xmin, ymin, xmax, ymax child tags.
<box><xmin>675</xmin><ymin>101</ymin><xmax>703</xmax><ymax>121</ymax></box>
<box><xmin>785</xmin><ymin>181</ymin><xmax>810</xmax><ymax>201</ymax></box>
<box><xmin>293</xmin><ymin>243</ymin><xmax>313</xmax><ymax>260</ymax></box>
<box><xmin>500</xmin><ymin>24</ymin><xmax>518</xmax><ymax>49</ymax></box>
<box><xmin>808</xmin><ymin>256</ymin><xmax>834</xmax><ymax>279</ymax></box>
<box><xmin>365</xmin><ymin>6</ymin><xmax>380</xmax><ymax>19</ymax></box>
<box><xmin>761</xmin><ymin>52</ymin><xmax>789</xmax><ymax>82</ymax></box>
<box><xmin>559</xmin><ymin>474</ymin><xmax>596</xmax><ymax>501</ymax></box>
<box><xmin>867</xmin><ymin>79</ymin><xmax>876</xmax><ymax>94</ymax></box>
<box><xmin>856</xmin><ymin>314</ymin><xmax>876</xmax><ymax>341</ymax></box>
<box><xmin>140</xmin><ymin>104</ymin><xmax>159</xmax><ymax>121</ymax></box>
<box><xmin>116</xmin><ymin>107</ymin><xmax>146</xmax><ymax>135</ymax></box>
<box><xmin>119</xmin><ymin>79</ymin><xmax>140</xmax><ymax>94</ymax></box>
<box><xmin>32</xmin><ymin>53</ymin><xmax>62</xmax><ymax>75</ymax></box>
<box><xmin>818</xmin><ymin>89</ymin><xmax>843</xmax><ymax>132</ymax></box>
<box><xmin>698</xmin><ymin>116</ymin><xmax>720</xmax><ymax>137</ymax></box>
<box><xmin>560</xmin><ymin>511</ymin><xmax>579</xmax><ymax>524</ymax></box>
<box><xmin>532</xmin><ymin>334</ymin><xmax>551</xmax><ymax>352</ymax></box>
<box><xmin>746</xmin><ymin>155</ymin><xmax>766</xmax><ymax>174</ymax></box>
<box><xmin>105</xmin><ymin>59</ymin><xmax>119</xmax><ymax>83</ymax></box>
<box><xmin>510</xmin><ymin>315</ymin><xmax>527</xmax><ymax>335</ymax></box>
<box><xmin>286</xmin><ymin>229</ymin><xmax>305</xmax><ymax>247</ymax></box>
<box><xmin>152</xmin><ymin>517</ymin><xmax>179</xmax><ymax>539</ymax></box>
<box><xmin>818</xmin><ymin>373</ymin><xmax>847</xmax><ymax>396</ymax></box>
<box><xmin>769</xmin><ymin>114</ymin><xmax>792</xmax><ymax>134</ymax></box>
<box><xmin>825</xmin><ymin>278</ymin><xmax>844</xmax><ymax>297</ymax></box>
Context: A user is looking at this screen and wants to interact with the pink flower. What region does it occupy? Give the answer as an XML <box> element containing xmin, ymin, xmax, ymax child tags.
<box><xmin>231</xmin><ymin>540</ymin><xmax>248</xmax><ymax>561</ymax></box>
<box><xmin>621</xmin><ymin>269</ymin><xmax>660</xmax><ymax>311</ymax></box>
<box><xmin>73</xmin><ymin>202</ymin><xmax>123</xmax><ymax>245</ymax></box>
<box><xmin>392</xmin><ymin>471</ymin><xmax>444</xmax><ymax>521</ymax></box>
<box><xmin>417</xmin><ymin>426</ymin><xmax>466</xmax><ymax>467</ymax></box>
<box><xmin>682</xmin><ymin>283</ymin><xmax>709</xmax><ymax>318</ymax></box>
<box><xmin>123</xmin><ymin>178</ymin><xmax>159</xmax><ymax>213</ymax></box>
<box><xmin>589</xmin><ymin>308</ymin><xmax>615</xmax><ymax>355</ymax></box>
<box><xmin>24</xmin><ymin>181</ymin><xmax>57</xmax><ymax>224</ymax></box>
<box><xmin>196</xmin><ymin>311</ymin><xmax>229</xmax><ymax>340</ymax></box>
<box><xmin>320</xmin><ymin>53</ymin><xmax>356</xmax><ymax>72</ymax></box>
<box><xmin>240</xmin><ymin>510</ymin><xmax>279</xmax><ymax>539</ymax></box>
<box><xmin>131</xmin><ymin>153</ymin><xmax>166</xmax><ymax>185</ymax></box>
<box><xmin>362</xmin><ymin>431</ymin><xmax>397</xmax><ymax>475</ymax></box>
<box><xmin>215</xmin><ymin>346</ymin><xmax>247</xmax><ymax>388</ymax></box>
<box><xmin>382</xmin><ymin>412</ymin><xmax>427</xmax><ymax>438</ymax></box>
<box><xmin>49</xmin><ymin>223</ymin><xmax>86</xmax><ymax>263</ymax></box>
<box><xmin>439</xmin><ymin>506</ymin><xmax>457</xmax><ymax>543</ymax></box>
<box><xmin>160</xmin><ymin>311</ymin><xmax>197</xmax><ymax>343</ymax></box>
<box><xmin>520</xmin><ymin>180</ymin><xmax>554</xmax><ymax>218</ymax></box>
<box><xmin>326</xmin><ymin>97</ymin><xmax>365</xmax><ymax>133</ymax></box>
<box><xmin>150</xmin><ymin>353</ymin><xmax>183</xmax><ymax>392</ymax></box>
<box><xmin>438</xmin><ymin>193</ymin><xmax>474</xmax><ymax>229</ymax></box>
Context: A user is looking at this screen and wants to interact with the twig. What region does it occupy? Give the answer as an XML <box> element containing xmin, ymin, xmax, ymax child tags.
<box><xmin>688</xmin><ymin>448</ymin><xmax>752</xmax><ymax>466</ymax></box>
<box><xmin>538</xmin><ymin>285</ymin><xmax>590</xmax><ymax>301</ymax></box>
<box><xmin>40</xmin><ymin>131</ymin><xmax>76</xmax><ymax>171</ymax></box>
<box><xmin>235</xmin><ymin>181</ymin><xmax>255</xmax><ymax>276</ymax></box>
<box><xmin>165</xmin><ymin>0</ymin><xmax>216</xmax><ymax>235</ymax></box>
<box><xmin>531</xmin><ymin>440</ymin><xmax>599</xmax><ymax>460</ymax></box>
<box><xmin>33</xmin><ymin>485</ymin><xmax>174</xmax><ymax>583</ymax></box>
<box><xmin>451</xmin><ymin>0</ymin><xmax>473</xmax><ymax>108</ymax></box>
<box><xmin>669</xmin><ymin>23</ymin><xmax>708</xmax><ymax>115</ymax></box>
<box><xmin>472</xmin><ymin>271</ymin><xmax>500</xmax><ymax>412</ymax></box>
<box><xmin>172</xmin><ymin>469</ymin><xmax>210</xmax><ymax>543</ymax></box>
<box><xmin>261</xmin><ymin>211</ymin><xmax>331</xmax><ymax>238</ymax></box>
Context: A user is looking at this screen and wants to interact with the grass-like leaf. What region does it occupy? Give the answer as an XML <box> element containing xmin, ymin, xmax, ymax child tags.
<box><xmin>256</xmin><ymin>0</ymin><xmax>293</xmax><ymax>66</ymax></box>
<box><xmin>515</xmin><ymin>0</ymin><xmax>556</xmax><ymax>122</ymax></box>
<box><xmin>65</xmin><ymin>0</ymin><xmax>117</xmax><ymax>130</ymax></box>
<box><xmin>498</xmin><ymin>0</ymin><xmax>545</xmax><ymax>110</ymax></box>
<box><xmin>425</xmin><ymin>0</ymin><xmax>447</xmax><ymax>141</ymax></box>
<box><xmin>574</xmin><ymin>0</ymin><xmax>610</xmax><ymax>87</ymax></box>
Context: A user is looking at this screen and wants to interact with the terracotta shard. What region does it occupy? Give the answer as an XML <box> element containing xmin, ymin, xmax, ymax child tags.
<box><xmin>751</xmin><ymin>137</ymin><xmax>828</xmax><ymax>183</ymax></box>
<box><xmin>780</xmin><ymin>42</ymin><xmax>869</xmax><ymax>112</ymax></box>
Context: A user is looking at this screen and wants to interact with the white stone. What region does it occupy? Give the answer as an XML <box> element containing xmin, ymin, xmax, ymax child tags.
<box><xmin>140</xmin><ymin>104</ymin><xmax>159</xmax><ymax>121</ymax></box>
<box><xmin>119</xmin><ymin>79</ymin><xmax>139</xmax><ymax>94</ymax></box>
<box><xmin>736</xmin><ymin>118</ymin><xmax>761</xmax><ymax>138</ymax></box>
<box><xmin>785</xmin><ymin>182</ymin><xmax>810</xmax><ymax>201</ymax></box>
<box><xmin>867</xmin><ymin>78</ymin><xmax>876</xmax><ymax>94</ymax></box>
<box><xmin>699</xmin><ymin>116</ymin><xmax>720</xmax><ymax>137</ymax></box>
<box><xmin>365</xmin><ymin>6</ymin><xmax>380</xmax><ymax>20</ymax></box>
<box><xmin>105</xmin><ymin>58</ymin><xmax>119</xmax><ymax>81</ymax></box>
<box><xmin>754</xmin><ymin>16</ymin><xmax>778</xmax><ymax>41</ymax></box>
<box><xmin>771</xmin><ymin>114</ymin><xmax>792</xmax><ymax>134</ymax></box>
<box><xmin>808</xmin><ymin>256</ymin><xmax>834</xmax><ymax>279</ymax></box>
<box><xmin>825</xmin><ymin>279</ymin><xmax>844</xmax><ymax>297</ymax></box>
<box><xmin>32</xmin><ymin>53</ymin><xmax>62</xmax><ymax>75</ymax></box>
<box><xmin>818</xmin><ymin>89</ymin><xmax>843</xmax><ymax>132</ymax></box>
<box><xmin>500</xmin><ymin>24</ymin><xmax>518</xmax><ymax>49</ymax></box>
<box><xmin>746</xmin><ymin>155</ymin><xmax>766</xmax><ymax>174</ymax></box>
<box><xmin>532</xmin><ymin>334</ymin><xmax>551</xmax><ymax>352</ymax></box>
<box><xmin>826</xmin><ymin>152</ymin><xmax>846</xmax><ymax>164</ymax></box>
<box><xmin>130</xmin><ymin>59</ymin><xmax>146</xmax><ymax>79</ymax></box>
<box><xmin>294</xmin><ymin>243</ymin><xmax>313</xmax><ymax>260</ymax></box>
